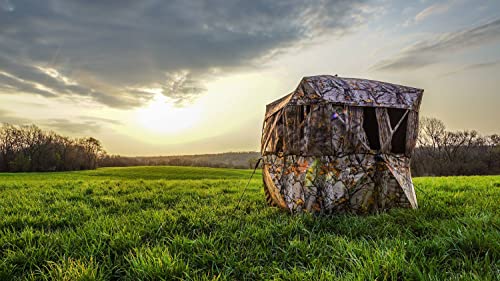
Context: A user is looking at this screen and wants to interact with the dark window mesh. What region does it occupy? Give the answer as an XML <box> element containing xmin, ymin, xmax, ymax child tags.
<box><xmin>363</xmin><ymin>107</ymin><xmax>381</xmax><ymax>150</ymax></box>
<box><xmin>388</xmin><ymin>108</ymin><xmax>407</xmax><ymax>154</ymax></box>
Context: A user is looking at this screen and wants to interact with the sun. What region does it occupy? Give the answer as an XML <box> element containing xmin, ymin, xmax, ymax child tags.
<box><xmin>136</xmin><ymin>94</ymin><xmax>202</xmax><ymax>134</ymax></box>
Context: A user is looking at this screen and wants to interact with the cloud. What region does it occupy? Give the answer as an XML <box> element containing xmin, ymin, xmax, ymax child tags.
<box><xmin>402</xmin><ymin>1</ymin><xmax>455</xmax><ymax>27</ymax></box>
<box><xmin>127</xmin><ymin>71</ymin><xmax>206</xmax><ymax>106</ymax></box>
<box><xmin>440</xmin><ymin>60</ymin><xmax>500</xmax><ymax>77</ymax></box>
<box><xmin>0</xmin><ymin>108</ymin><xmax>121</xmax><ymax>134</ymax></box>
<box><xmin>373</xmin><ymin>18</ymin><xmax>500</xmax><ymax>71</ymax></box>
<box><xmin>162</xmin><ymin>71</ymin><xmax>206</xmax><ymax>106</ymax></box>
<box><xmin>41</xmin><ymin>115</ymin><xmax>122</xmax><ymax>134</ymax></box>
<box><xmin>0</xmin><ymin>108</ymin><xmax>31</xmax><ymax>124</ymax></box>
<box><xmin>79</xmin><ymin>116</ymin><xmax>122</xmax><ymax>126</ymax></box>
<box><xmin>0</xmin><ymin>0</ymin><xmax>14</xmax><ymax>12</ymax></box>
<box><xmin>415</xmin><ymin>2</ymin><xmax>453</xmax><ymax>23</ymax></box>
<box><xmin>42</xmin><ymin>118</ymin><xmax>106</xmax><ymax>134</ymax></box>
<box><xmin>0</xmin><ymin>50</ymin><xmax>153</xmax><ymax>108</ymax></box>
<box><xmin>0</xmin><ymin>0</ymin><xmax>370</xmax><ymax>108</ymax></box>
<box><xmin>0</xmin><ymin>70</ymin><xmax>57</xmax><ymax>98</ymax></box>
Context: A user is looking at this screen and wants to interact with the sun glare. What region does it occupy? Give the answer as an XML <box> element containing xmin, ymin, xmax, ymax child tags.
<box><xmin>136</xmin><ymin>94</ymin><xmax>202</xmax><ymax>134</ymax></box>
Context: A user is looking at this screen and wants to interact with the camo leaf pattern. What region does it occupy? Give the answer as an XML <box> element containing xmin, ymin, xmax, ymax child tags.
<box><xmin>261</xmin><ymin>76</ymin><xmax>423</xmax><ymax>214</ymax></box>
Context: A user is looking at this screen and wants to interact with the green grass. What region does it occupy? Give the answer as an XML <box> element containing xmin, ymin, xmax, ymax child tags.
<box><xmin>0</xmin><ymin>166</ymin><xmax>498</xmax><ymax>280</ymax></box>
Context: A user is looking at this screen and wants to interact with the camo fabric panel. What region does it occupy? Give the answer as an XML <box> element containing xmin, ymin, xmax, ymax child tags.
<box><xmin>263</xmin><ymin>154</ymin><xmax>412</xmax><ymax>214</ymax></box>
<box><xmin>376</xmin><ymin>108</ymin><xmax>393</xmax><ymax>153</ymax></box>
<box><xmin>383</xmin><ymin>155</ymin><xmax>417</xmax><ymax>208</ymax></box>
<box><xmin>264</xmin><ymin>105</ymin><xmax>370</xmax><ymax>156</ymax></box>
<box><xmin>282</xmin><ymin>106</ymin><xmax>298</xmax><ymax>154</ymax></box>
<box><xmin>288</xmin><ymin>75</ymin><xmax>423</xmax><ymax>111</ymax></box>
<box><xmin>405</xmin><ymin>111</ymin><xmax>419</xmax><ymax>157</ymax></box>
<box><xmin>262</xmin><ymin>112</ymin><xmax>284</xmax><ymax>154</ymax></box>
<box><xmin>261</xmin><ymin>103</ymin><xmax>418</xmax><ymax>214</ymax></box>
<box><xmin>346</xmin><ymin>107</ymin><xmax>370</xmax><ymax>153</ymax></box>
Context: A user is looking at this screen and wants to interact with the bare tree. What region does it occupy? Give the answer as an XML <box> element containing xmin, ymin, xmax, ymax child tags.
<box><xmin>0</xmin><ymin>123</ymin><xmax>106</xmax><ymax>172</ymax></box>
<box><xmin>412</xmin><ymin>117</ymin><xmax>500</xmax><ymax>176</ymax></box>
<box><xmin>79</xmin><ymin>137</ymin><xmax>104</xmax><ymax>169</ymax></box>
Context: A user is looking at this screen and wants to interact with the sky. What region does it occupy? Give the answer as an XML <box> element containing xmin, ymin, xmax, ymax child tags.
<box><xmin>1</xmin><ymin>0</ymin><xmax>499</xmax><ymax>156</ymax></box>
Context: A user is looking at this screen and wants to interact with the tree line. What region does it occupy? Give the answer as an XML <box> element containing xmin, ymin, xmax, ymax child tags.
<box><xmin>98</xmin><ymin>152</ymin><xmax>262</xmax><ymax>169</ymax></box>
<box><xmin>0</xmin><ymin>123</ymin><xmax>104</xmax><ymax>172</ymax></box>
<box><xmin>98</xmin><ymin>117</ymin><xmax>500</xmax><ymax>176</ymax></box>
<box><xmin>2</xmin><ymin>117</ymin><xmax>499</xmax><ymax>175</ymax></box>
<box><xmin>411</xmin><ymin>117</ymin><xmax>500</xmax><ymax>176</ymax></box>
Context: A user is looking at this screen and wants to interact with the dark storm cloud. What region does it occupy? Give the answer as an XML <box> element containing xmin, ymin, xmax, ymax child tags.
<box><xmin>373</xmin><ymin>18</ymin><xmax>500</xmax><ymax>71</ymax></box>
<box><xmin>0</xmin><ymin>70</ymin><xmax>56</xmax><ymax>97</ymax></box>
<box><xmin>0</xmin><ymin>0</ymin><xmax>368</xmax><ymax>107</ymax></box>
<box><xmin>0</xmin><ymin>54</ymin><xmax>151</xmax><ymax>108</ymax></box>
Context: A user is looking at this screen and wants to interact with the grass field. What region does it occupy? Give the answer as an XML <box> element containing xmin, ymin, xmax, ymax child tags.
<box><xmin>0</xmin><ymin>166</ymin><xmax>498</xmax><ymax>280</ymax></box>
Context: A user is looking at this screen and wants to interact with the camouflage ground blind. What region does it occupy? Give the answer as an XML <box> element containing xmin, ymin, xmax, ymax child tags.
<box><xmin>261</xmin><ymin>75</ymin><xmax>423</xmax><ymax>214</ymax></box>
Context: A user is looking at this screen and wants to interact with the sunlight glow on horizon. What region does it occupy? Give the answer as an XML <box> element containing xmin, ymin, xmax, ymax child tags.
<box><xmin>135</xmin><ymin>94</ymin><xmax>203</xmax><ymax>135</ymax></box>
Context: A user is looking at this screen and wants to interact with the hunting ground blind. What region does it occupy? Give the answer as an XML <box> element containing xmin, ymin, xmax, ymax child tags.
<box><xmin>261</xmin><ymin>75</ymin><xmax>424</xmax><ymax>214</ymax></box>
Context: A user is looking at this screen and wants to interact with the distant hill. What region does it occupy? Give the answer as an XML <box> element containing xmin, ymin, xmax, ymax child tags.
<box><xmin>99</xmin><ymin>151</ymin><xmax>261</xmax><ymax>169</ymax></box>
